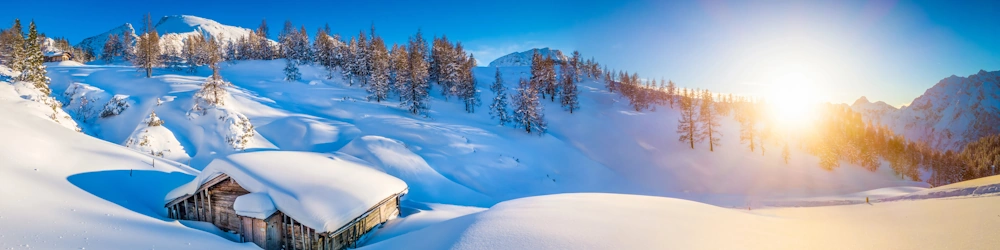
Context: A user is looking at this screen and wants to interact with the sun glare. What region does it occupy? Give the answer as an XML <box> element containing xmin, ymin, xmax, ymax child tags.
<box><xmin>765</xmin><ymin>70</ymin><xmax>818</xmax><ymax>129</ymax></box>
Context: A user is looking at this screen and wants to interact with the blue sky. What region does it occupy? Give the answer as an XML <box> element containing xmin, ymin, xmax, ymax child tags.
<box><xmin>2</xmin><ymin>0</ymin><xmax>998</xmax><ymax>106</ymax></box>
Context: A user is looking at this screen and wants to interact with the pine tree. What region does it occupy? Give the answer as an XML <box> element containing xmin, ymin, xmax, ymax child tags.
<box><xmin>559</xmin><ymin>62</ymin><xmax>580</xmax><ymax>113</ymax></box>
<box><xmin>21</xmin><ymin>21</ymin><xmax>49</xmax><ymax>94</ymax></box>
<box><xmin>389</xmin><ymin>44</ymin><xmax>410</xmax><ymax>98</ymax></box>
<box><xmin>100</xmin><ymin>34</ymin><xmax>120</xmax><ymax>63</ymax></box>
<box><xmin>676</xmin><ymin>88</ymin><xmax>700</xmax><ymax>149</ymax></box>
<box><xmin>0</xmin><ymin>19</ymin><xmax>25</xmax><ymax>70</ymax></box>
<box><xmin>782</xmin><ymin>142</ymin><xmax>791</xmax><ymax>164</ymax></box>
<box><xmin>401</xmin><ymin>30</ymin><xmax>431</xmax><ymax>115</ymax></box>
<box><xmin>121</xmin><ymin>29</ymin><xmax>136</xmax><ymax>63</ymax></box>
<box><xmin>313</xmin><ymin>29</ymin><xmax>337</xmax><ymax>79</ymax></box>
<box><xmin>513</xmin><ymin>77</ymin><xmax>546</xmax><ymax>134</ymax></box>
<box><xmin>542</xmin><ymin>55</ymin><xmax>558</xmax><ymax>102</ymax></box>
<box><xmin>489</xmin><ymin>67</ymin><xmax>512</xmax><ymax>125</ymax></box>
<box><xmin>133</xmin><ymin>14</ymin><xmax>161</xmax><ymax>78</ymax></box>
<box><xmin>367</xmin><ymin>35</ymin><xmax>391</xmax><ymax>102</ymax></box>
<box><xmin>666</xmin><ymin>80</ymin><xmax>677</xmax><ymax>108</ymax></box>
<box><xmin>738</xmin><ymin>101</ymin><xmax>758</xmax><ymax>152</ymax></box>
<box><xmin>256</xmin><ymin>19</ymin><xmax>273</xmax><ymax>60</ymax></box>
<box><xmin>458</xmin><ymin>54</ymin><xmax>481</xmax><ymax>113</ymax></box>
<box><xmin>698</xmin><ymin>89</ymin><xmax>721</xmax><ymax>151</ymax></box>
<box><xmin>279</xmin><ymin>21</ymin><xmax>301</xmax><ymax>81</ymax></box>
<box><xmin>342</xmin><ymin>37</ymin><xmax>358</xmax><ymax>85</ymax></box>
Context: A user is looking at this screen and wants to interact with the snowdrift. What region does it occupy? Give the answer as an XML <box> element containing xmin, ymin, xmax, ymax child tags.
<box><xmin>362</xmin><ymin>193</ymin><xmax>1000</xmax><ymax>250</ymax></box>
<box><xmin>338</xmin><ymin>135</ymin><xmax>495</xmax><ymax>206</ymax></box>
<box><xmin>0</xmin><ymin>83</ymin><xmax>254</xmax><ymax>249</ymax></box>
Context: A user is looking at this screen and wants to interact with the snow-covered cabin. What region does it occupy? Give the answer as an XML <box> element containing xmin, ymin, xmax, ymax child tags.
<box><xmin>43</xmin><ymin>51</ymin><xmax>73</xmax><ymax>62</ymax></box>
<box><xmin>164</xmin><ymin>151</ymin><xmax>408</xmax><ymax>250</ymax></box>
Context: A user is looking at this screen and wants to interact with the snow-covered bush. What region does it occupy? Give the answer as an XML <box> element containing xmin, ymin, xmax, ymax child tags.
<box><xmin>145</xmin><ymin>111</ymin><xmax>164</xmax><ymax>126</ymax></box>
<box><xmin>124</xmin><ymin>111</ymin><xmax>189</xmax><ymax>161</ymax></box>
<box><xmin>221</xmin><ymin>111</ymin><xmax>255</xmax><ymax>150</ymax></box>
<box><xmin>99</xmin><ymin>95</ymin><xmax>131</xmax><ymax>118</ymax></box>
<box><xmin>190</xmin><ymin>77</ymin><xmax>231</xmax><ymax>115</ymax></box>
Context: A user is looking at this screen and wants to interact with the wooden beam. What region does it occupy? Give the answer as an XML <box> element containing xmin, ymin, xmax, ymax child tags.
<box><xmin>291</xmin><ymin>218</ymin><xmax>297</xmax><ymax>250</ymax></box>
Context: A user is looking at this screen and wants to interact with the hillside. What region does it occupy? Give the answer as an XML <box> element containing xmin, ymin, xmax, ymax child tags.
<box><xmin>852</xmin><ymin>70</ymin><xmax>1000</xmax><ymax>151</ymax></box>
<box><xmin>42</xmin><ymin>60</ymin><xmax>925</xmax><ymax>208</ymax></box>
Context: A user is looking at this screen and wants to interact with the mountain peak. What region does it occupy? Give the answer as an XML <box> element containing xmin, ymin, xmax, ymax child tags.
<box><xmin>488</xmin><ymin>48</ymin><xmax>569</xmax><ymax>67</ymax></box>
<box><xmin>852</xmin><ymin>96</ymin><xmax>871</xmax><ymax>106</ymax></box>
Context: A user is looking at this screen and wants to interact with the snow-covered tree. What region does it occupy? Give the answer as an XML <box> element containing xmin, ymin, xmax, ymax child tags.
<box><xmin>677</xmin><ymin>88</ymin><xmax>701</xmax><ymax>149</ymax></box>
<box><xmin>313</xmin><ymin>29</ymin><xmax>338</xmax><ymax>79</ymax></box>
<box><xmin>698</xmin><ymin>89</ymin><xmax>721</xmax><ymax>151</ymax></box>
<box><xmin>21</xmin><ymin>21</ymin><xmax>49</xmax><ymax>94</ymax></box>
<box><xmin>782</xmin><ymin>142</ymin><xmax>791</xmax><ymax>164</ymax></box>
<box><xmin>400</xmin><ymin>30</ymin><xmax>431</xmax><ymax>115</ymax></box>
<box><xmin>100</xmin><ymin>34</ymin><xmax>122</xmax><ymax>63</ymax></box>
<box><xmin>489</xmin><ymin>67</ymin><xmax>512</xmax><ymax>125</ymax></box>
<box><xmin>559</xmin><ymin>62</ymin><xmax>580</xmax><ymax>113</ymax></box>
<box><xmin>133</xmin><ymin>14</ymin><xmax>161</xmax><ymax>78</ymax></box>
<box><xmin>513</xmin><ymin>77</ymin><xmax>546</xmax><ymax>134</ymax></box>
<box><xmin>458</xmin><ymin>54</ymin><xmax>481</xmax><ymax>113</ymax></box>
<box><xmin>737</xmin><ymin>100</ymin><xmax>759</xmax><ymax>152</ymax></box>
<box><xmin>389</xmin><ymin>43</ymin><xmax>410</xmax><ymax>98</ymax></box>
<box><xmin>367</xmin><ymin>35</ymin><xmax>391</xmax><ymax>102</ymax></box>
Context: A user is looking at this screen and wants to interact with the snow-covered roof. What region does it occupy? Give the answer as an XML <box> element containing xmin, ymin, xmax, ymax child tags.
<box><xmin>166</xmin><ymin>151</ymin><xmax>408</xmax><ymax>232</ymax></box>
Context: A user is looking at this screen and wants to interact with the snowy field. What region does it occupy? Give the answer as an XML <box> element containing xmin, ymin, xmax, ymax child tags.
<box><xmin>0</xmin><ymin>60</ymin><xmax>996</xmax><ymax>249</ymax></box>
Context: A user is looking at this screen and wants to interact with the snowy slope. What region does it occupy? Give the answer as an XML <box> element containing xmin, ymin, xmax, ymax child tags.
<box><xmin>361</xmin><ymin>192</ymin><xmax>1000</xmax><ymax>250</ymax></box>
<box><xmin>0</xmin><ymin>81</ymin><xmax>255</xmax><ymax>249</ymax></box>
<box><xmin>487</xmin><ymin>48</ymin><xmax>568</xmax><ymax>67</ymax></box>
<box><xmin>853</xmin><ymin>70</ymin><xmax>1000</xmax><ymax>151</ymax></box>
<box><xmin>40</xmin><ymin>61</ymin><xmax>927</xmax><ymax>209</ymax></box>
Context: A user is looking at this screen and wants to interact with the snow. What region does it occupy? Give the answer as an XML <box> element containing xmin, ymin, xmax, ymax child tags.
<box><xmin>487</xmin><ymin>48</ymin><xmax>568</xmax><ymax>67</ymax></box>
<box><xmin>338</xmin><ymin>135</ymin><xmax>495</xmax><ymax>206</ymax></box>
<box><xmin>0</xmin><ymin>77</ymin><xmax>255</xmax><ymax>249</ymax></box>
<box><xmin>362</xmin><ymin>192</ymin><xmax>1000</xmax><ymax>250</ymax></box>
<box><xmin>233</xmin><ymin>192</ymin><xmax>277</xmax><ymax>220</ymax></box>
<box><xmin>6</xmin><ymin>24</ymin><xmax>994</xmax><ymax>248</ymax></box>
<box><xmin>166</xmin><ymin>151</ymin><xmax>408</xmax><ymax>232</ymax></box>
<box><xmin>123</xmin><ymin>111</ymin><xmax>191</xmax><ymax>162</ymax></box>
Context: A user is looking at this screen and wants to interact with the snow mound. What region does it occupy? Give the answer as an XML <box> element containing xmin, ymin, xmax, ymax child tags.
<box><xmin>166</xmin><ymin>151</ymin><xmax>408</xmax><ymax>232</ymax></box>
<box><xmin>338</xmin><ymin>136</ymin><xmax>495</xmax><ymax>206</ymax></box>
<box><xmin>2</xmin><ymin>80</ymin><xmax>80</xmax><ymax>131</ymax></box>
<box><xmin>363</xmin><ymin>193</ymin><xmax>1000</xmax><ymax>250</ymax></box>
<box><xmin>124</xmin><ymin>111</ymin><xmax>191</xmax><ymax>162</ymax></box>
<box><xmin>882</xmin><ymin>174</ymin><xmax>1000</xmax><ymax>201</ymax></box>
<box><xmin>488</xmin><ymin>48</ymin><xmax>568</xmax><ymax>67</ymax></box>
<box><xmin>256</xmin><ymin>116</ymin><xmax>361</xmax><ymax>152</ymax></box>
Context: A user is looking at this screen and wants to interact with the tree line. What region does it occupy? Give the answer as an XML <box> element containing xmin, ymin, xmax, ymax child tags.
<box><xmin>0</xmin><ymin>19</ymin><xmax>51</xmax><ymax>95</ymax></box>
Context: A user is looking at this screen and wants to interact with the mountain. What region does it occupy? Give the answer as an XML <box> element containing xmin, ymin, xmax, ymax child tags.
<box><xmin>76</xmin><ymin>23</ymin><xmax>136</xmax><ymax>56</ymax></box>
<box><xmin>849</xmin><ymin>96</ymin><xmax>898</xmax><ymax>125</ymax></box>
<box><xmin>76</xmin><ymin>15</ymin><xmax>269</xmax><ymax>56</ymax></box>
<box><xmin>852</xmin><ymin>70</ymin><xmax>1000</xmax><ymax>151</ymax></box>
<box><xmin>488</xmin><ymin>47</ymin><xmax>568</xmax><ymax>67</ymax></box>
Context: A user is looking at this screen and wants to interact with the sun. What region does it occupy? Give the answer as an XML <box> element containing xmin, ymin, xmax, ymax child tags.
<box><xmin>765</xmin><ymin>70</ymin><xmax>818</xmax><ymax>128</ymax></box>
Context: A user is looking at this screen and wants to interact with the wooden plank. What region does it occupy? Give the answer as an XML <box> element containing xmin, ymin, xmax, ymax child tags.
<box><xmin>291</xmin><ymin>218</ymin><xmax>297</xmax><ymax>250</ymax></box>
<box><xmin>253</xmin><ymin>218</ymin><xmax>267</xmax><ymax>248</ymax></box>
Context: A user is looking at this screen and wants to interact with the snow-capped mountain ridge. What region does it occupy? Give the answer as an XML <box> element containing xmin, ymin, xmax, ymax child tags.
<box><xmin>488</xmin><ymin>47</ymin><xmax>569</xmax><ymax>67</ymax></box>
<box><xmin>76</xmin><ymin>15</ymin><xmax>270</xmax><ymax>56</ymax></box>
<box><xmin>851</xmin><ymin>69</ymin><xmax>1000</xmax><ymax>151</ymax></box>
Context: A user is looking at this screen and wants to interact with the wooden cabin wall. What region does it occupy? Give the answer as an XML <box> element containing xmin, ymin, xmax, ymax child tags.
<box><xmin>209</xmin><ymin>178</ymin><xmax>250</xmax><ymax>232</ymax></box>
